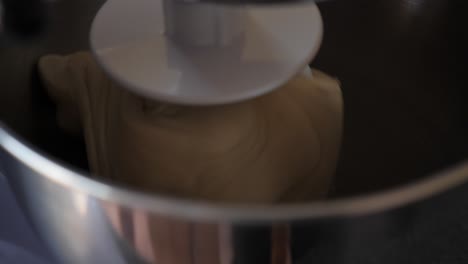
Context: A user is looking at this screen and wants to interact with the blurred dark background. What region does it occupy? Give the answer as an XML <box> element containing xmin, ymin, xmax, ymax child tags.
<box><xmin>312</xmin><ymin>0</ymin><xmax>468</xmax><ymax>197</ymax></box>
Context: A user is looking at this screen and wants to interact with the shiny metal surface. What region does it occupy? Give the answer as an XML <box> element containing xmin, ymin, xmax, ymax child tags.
<box><xmin>1</xmin><ymin>0</ymin><xmax>468</xmax><ymax>263</ymax></box>
<box><xmin>3</xmin><ymin>124</ymin><xmax>468</xmax><ymax>264</ymax></box>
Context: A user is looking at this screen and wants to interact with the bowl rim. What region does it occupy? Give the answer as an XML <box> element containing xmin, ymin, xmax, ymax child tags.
<box><xmin>2</xmin><ymin>123</ymin><xmax>468</xmax><ymax>222</ymax></box>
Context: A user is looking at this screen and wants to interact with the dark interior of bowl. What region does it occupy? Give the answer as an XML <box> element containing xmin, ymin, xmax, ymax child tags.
<box><xmin>1</xmin><ymin>0</ymin><xmax>467</xmax><ymax>199</ymax></box>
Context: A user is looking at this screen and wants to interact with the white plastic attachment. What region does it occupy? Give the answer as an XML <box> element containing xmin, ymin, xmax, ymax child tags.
<box><xmin>90</xmin><ymin>0</ymin><xmax>323</xmax><ymax>105</ymax></box>
<box><xmin>163</xmin><ymin>0</ymin><xmax>246</xmax><ymax>47</ymax></box>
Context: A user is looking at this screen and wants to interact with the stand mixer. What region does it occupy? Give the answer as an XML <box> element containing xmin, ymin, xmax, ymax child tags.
<box><xmin>3</xmin><ymin>0</ymin><xmax>468</xmax><ymax>264</ymax></box>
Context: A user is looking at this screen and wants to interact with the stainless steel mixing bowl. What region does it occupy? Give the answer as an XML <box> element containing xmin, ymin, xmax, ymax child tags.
<box><xmin>2</xmin><ymin>0</ymin><xmax>468</xmax><ymax>263</ymax></box>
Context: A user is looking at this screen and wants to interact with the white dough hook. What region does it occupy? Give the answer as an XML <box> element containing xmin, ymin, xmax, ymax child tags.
<box><xmin>90</xmin><ymin>0</ymin><xmax>323</xmax><ymax>105</ymax></box>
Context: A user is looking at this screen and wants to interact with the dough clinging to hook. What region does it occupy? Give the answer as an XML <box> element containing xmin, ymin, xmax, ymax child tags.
<box><xmin>38</xmin><ymin>51</ymin><xmax>343</xmax><ymax>203</ymax></box>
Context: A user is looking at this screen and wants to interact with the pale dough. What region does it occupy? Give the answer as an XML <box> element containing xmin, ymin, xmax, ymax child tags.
<box><xmin>38</xmin><ymin>51</ymin><xmax>343</xmax><ymax>203</ymax></box>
